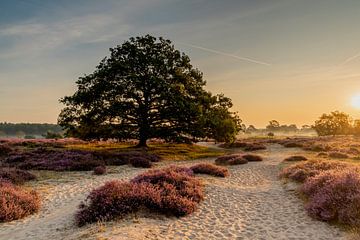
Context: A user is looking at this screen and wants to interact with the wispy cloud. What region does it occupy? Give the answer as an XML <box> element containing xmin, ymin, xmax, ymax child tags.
<box><xmin>0</xmin><ymin>14</ymin><xmax>129</xmax><ymax>59</ymax></box>
<box><xmin>178</xmin><ymin>42</ymin><xmax>271</xmax><ymax>66</ymax></box>
<box><xmin>340</xmin><ymin>51</ymin><xmax>360</xmax><ymax>66</ymax></box>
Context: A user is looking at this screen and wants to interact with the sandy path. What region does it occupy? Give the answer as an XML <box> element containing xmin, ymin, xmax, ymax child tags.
<box><xmin>0</xmin><ymin>144</ymin><xmax>347</xmax><ymax>240</ymax></box>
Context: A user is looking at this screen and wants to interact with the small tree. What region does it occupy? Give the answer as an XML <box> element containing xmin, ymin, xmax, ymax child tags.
<box><xmin>59</xmin><ymin>35</ymin><xmax>241</xmax><ymax>146</ymax></box>
<box><xmin>313</xmin><ymin>111</ymin><xmax>352</xmax><ymax>136</ymax></box>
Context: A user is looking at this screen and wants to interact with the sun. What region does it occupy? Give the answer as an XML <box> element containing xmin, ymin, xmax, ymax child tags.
<box><xmin>351</xmin><ymin>94</ymin><xmax>360</xmax><ymax>109</ymax></box>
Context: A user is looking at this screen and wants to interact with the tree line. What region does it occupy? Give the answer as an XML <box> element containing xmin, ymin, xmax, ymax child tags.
<box><xmin>0</xmin><ymin>123</ymin><xmax>62</xmax><ymax>137</ymax></box>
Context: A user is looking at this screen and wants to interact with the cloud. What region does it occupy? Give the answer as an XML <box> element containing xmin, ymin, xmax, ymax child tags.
<box><xmin>0</xmin><ymin>14</ymin><xmax>129</xmax><ymax>59</ymax></box>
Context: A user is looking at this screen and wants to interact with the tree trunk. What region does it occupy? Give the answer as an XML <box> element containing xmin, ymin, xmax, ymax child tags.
<box><xmin>136</xmin><ymin>137</ymin><xmax>148</xmax><ymax>148</ymax></box>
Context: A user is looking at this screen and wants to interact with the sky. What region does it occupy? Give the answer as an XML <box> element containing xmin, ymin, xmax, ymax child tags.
<box><xmin>1</xmin><ymin>0</ymin><xmax>360</xmax><ymax>127</ymax></box>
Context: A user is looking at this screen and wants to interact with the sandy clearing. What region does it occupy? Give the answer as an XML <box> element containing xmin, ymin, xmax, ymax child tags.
<box><xmin>0</xmin><ymin>144</ymin><xmax>348</xmax><ymax>240</ymax></box>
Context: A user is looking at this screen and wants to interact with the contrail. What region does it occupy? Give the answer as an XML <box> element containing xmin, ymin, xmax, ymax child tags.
<box><xmin>340</xmin><ymin>51</ymin><xmax>360</xmax><ymax>66</ymax></box>
<box><xmin>178</xmin><ymin>42</ymin><xmax>271</xmax><ymax>66</ymax></box>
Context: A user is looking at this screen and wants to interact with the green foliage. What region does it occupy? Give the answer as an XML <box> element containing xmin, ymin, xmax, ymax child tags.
<box><xmin>43</xmin><ymin>131</ymin><xmax>63</xmax><ymax>139</ymax></box>
<box><xmin>0</xmin><ymin>123</ymin><xmax>62</xmax><ymax>137</ymax></box>
<box><xmin>59</xmin><ymin>35</ymin><xmax>241</xmax><ymax>145</ymax></box>
<box><xmin>314</xmin><ymin>111</ymin><xmax>352</xmax><ymax>136</ymax></box>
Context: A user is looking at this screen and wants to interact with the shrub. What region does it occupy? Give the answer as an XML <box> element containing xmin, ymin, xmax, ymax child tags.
<box><xmin>241</xmin><ymin>154</ymin><xmax>263</xmax><ymax>162</ymax></box>
<box><xmin>129</xmin><ymin>157</ymin><xmax>152</xmax><ymax>168</ymax></box>
<box><xmin>93</xmin><ymin>166</ymin><xmax>106</xmax><ymax>175</ymax></box>
<box><xmin>219</xmin><ymin>141</ymin><xmax>248</xmax><ymax>148</ymax></box>
<box><xmin>0</xmin><ymin>144</ymin><xmax>12</xmax><ymax>156</ymax></box>
<box><xmin>328</xmin><ymin>152</ymin><xmax>348</xmax><ymax>159</ymax></box>
<box><xmin>282</xmin><ymin>141</ymin><xmax>303</xmax><ymax>148</ymax></box>
<box><xmin>302</xmin><ymin>170</ymin><xmax>360</xmax><ymax>226</ymax></box>
<box><xmin>284</xmin><ymin>155</ymin><xmax>307</xmax><ymax>162</ymax></box>
<box><xmin>215</xmin><ymin>154</ymin><xmax>242</xmax><ymax>165</ymax></box>
<box><xmin>317</xmin><ymin>152</ymin><xmax>328</xmax><ymax>157</ymax></box>
<box><xmin>267</xmin><ymin>132</ymin><xmax>275</xmax><ymax>137</ymax></box>
<box><xmin>244</xmin><ymin>143</ymin><xmax>266</xmax><ymax>151</ymax></box>
<box><xmin>228</xmin><ymin>157</ymin><xmax>248</xmax><ymax>165</ymax></box>
<box><xmin>0</xmin><ymin>168</ymin><xmax>36</xmax><ymax>184</ymax></box>
<box><xmin>279</xmin><ymin>160</ymin><xmax>349</xmax><ymax>183</ymax></box>
<box><xmin>190</xmin><ymin>163</ymin><xmax>229</xmax><ymax>177</ymax></box>
<box><xmin>215</xmin><ymin>154</ymin><xmax>248</xmax><ymax>165</ymax></box>
<box><xmin>75</xmin><ymin>181</ymin><xmax>150</xmax><ymax>226</ymax></box>
<box><xmin>0</xmin><ymin>181</ymin><xmax>41</xmax><ymax>222</ymax></box>
<box><xmin>76</xmin><ymin>167</ymin><xmax>204</xmax><ymax>226</ymax></box>
<box><xmin>96</xmin><ymin>151</ymin><xmax>161</xmax><ymax>166</ymax></box>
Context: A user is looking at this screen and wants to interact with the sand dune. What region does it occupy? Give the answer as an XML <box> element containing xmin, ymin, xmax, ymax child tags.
<box><xmin>0</xmin><ymin>144</ymin><xmax>347</xmax><ymax>240</ymax></box>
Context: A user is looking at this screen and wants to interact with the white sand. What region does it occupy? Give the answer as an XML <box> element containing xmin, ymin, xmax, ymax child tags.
<box><xmin>0</xmin><ymin>144</ymin><xmax>348</xmax><ymax>240</ymax></box>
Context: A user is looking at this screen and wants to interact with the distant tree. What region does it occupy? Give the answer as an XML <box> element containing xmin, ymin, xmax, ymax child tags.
<box><xmin>266</xmin><ymin>120</ymin><xmax>280</xmax><ymax>131</ymax></box>
<box><xmin>247</xmin><ymin>125</ymin><xmax>257</xmax><ymax>132</ymax></box>
<box><xmin>43</xmin><ymin>131</ymin><xmax>63</xmax><ymax>139</ymax></box>
<box><xmin>58</xmin><ymin>35</ymin><xmax>241</xmax><ymax>146</ymax></box>
<box><xmin>314</xmin><ymin>111</ymin><xmax>352</xmax><ymax>136</ymax></box>
<box><xmin>301</xmin><ymin>124</ymin><xmax>311</xmax><ymax>130</ymax></box>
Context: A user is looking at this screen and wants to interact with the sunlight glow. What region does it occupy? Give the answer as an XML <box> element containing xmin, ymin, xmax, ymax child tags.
<box><xmin>351</xmin><ymin>94</ymin><xmax>360</xmax><ymax>109</ymax></box>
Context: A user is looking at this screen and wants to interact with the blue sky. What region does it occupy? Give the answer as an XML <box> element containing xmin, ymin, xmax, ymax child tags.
<box><xmin>1</xmin><ymin>0</ymin><xmax>360</xmax><ymax>127</ymax></box>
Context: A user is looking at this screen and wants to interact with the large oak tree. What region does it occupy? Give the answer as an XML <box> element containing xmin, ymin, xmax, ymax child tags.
<box><xmin>58</xmin><ymin>35</ymin><xmax>242</xmax><ymax>146</ymax></box>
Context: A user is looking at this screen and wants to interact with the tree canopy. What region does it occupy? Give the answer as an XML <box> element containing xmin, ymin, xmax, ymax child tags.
<box><xmin>58</xmin><ymin>35</ymin><xmax>242</xmax><ymax>146</ymax></box>
<box><xmin>313</xmin><ymin>111</ymin><xmax>352</xmax><ymax>136</ymax></box>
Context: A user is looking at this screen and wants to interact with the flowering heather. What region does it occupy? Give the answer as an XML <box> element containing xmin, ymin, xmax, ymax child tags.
<box><xmin>95</xmin><ymin>151</ymin><xmax>160</xmax><ymax>166</ymax></box>
<box><xmin>92</xmin><ymin>166</ymin><xmax>106</xmax><ymax>175</ymax></box>
<box><xmin>0</xmin><ymin>181</ymin><xmax>41</xmax><ymax>222</ymax></box>
<box><xmin>129</xmin><ymin>157</ymin><xmax>152</xmax><ymax>168</ymax></box>
<box><xmin>215</xmin><ymin>154</ymin><xmax>248</xmax><ymax>165</ymax></box>
<box><xmin>281</xmin><ymin>141</ymin><xmax>304</xmax><ymax>148</ymax></box>
<box><xmin>328</xmin><ymin>152</ymin><xmax>349</xmax><ymax>159</ymax></box>
<box><xmin>280</xmin><ymin>160</ymin><xmax>349</xmax><ymax>183</ymax></box>
<box><xmin>280</xmin><ymin>159</ymin><xmax>360</xmax><ymax>227</ymax></box>
<box><xmin>190</xmin><ymin>163</ymin><xmax>229</xmax><ymax>177</ymax></box>
<box><xmin>244</xmin><ymin>143</ymin><xmax>266</xmax><ymax>151</ymax></box>
<box><xmin>0</xmin><ymin>168</ymin><xmax>36</xmax><ymax>184</ymax></box>
<box><xmin>0</xmin><ymin>144</ymin><xmax>12</xmax><ymax>156</ymax></box>
<box><xmin>228</xmin><ymin>157</ymin><xmax>248</xmax><ymax>165</ymax></box>
<box><xmin>241</xmin><ymin>154</ymin><xmax>263</xmax><ymax>162</ymax></box>
<box><xmin>5</xmin><ymin>149</ymin><xmax>104</xmax><ymax>171</ymax></box>
<box><xmin>215</xmin><ymin>154</ymin><xmax>242</xmax><ymax>165</ymax></box>
<box><xmin>283</xmin><ymin>155</ymin><xmax>307</xmax><ymax>162</ymax></box>
<box><xmin>76</xmin><ymin>166</ymin><xmax>204</xmax><ymax>226</ymax></box>
<box><xmin>302</xmin><ymin>169</ymin><xmax>360</xmax><ymax>226</ymax></box>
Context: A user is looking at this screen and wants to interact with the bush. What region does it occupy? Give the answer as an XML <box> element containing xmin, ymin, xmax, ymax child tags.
<box><xmin>76</xmin><ymin>166</ymin><xmax>204</xmax><ymax>226</ymax></box>
<box><xmin>241</xmin><ymin>154</ymin><xmax>263</xmax><ymax>162</ymax></box>
<box><xmin>284</xmin><ymin>155</ymin><xmax>307</xmax><ymax>162</ymax></box>
<box><xmin>0</xmin><ymin>144</ymin><xmax>12</xmax><ymax>156</ymax></box>
<box><xmin>328</xmin><ymin>152</ymin><xmax>348</xmax><ymax>159</ymax></box>
<box><xmin>190</xmin><ymin>163</ymin><xmax>229</xmax><ymax>177</ymax></box>
<box><xmin>215</xmin><ymin>154</ymin><xmax>241</xmax><ymax>165</ymax></box>
<box><xmin>228</xmin><ymin>157</ymin><xmax>248</xmax><ymax>165</ymax></box>
<box><xmin>279</xmin><ymin>160</ymin><xmax>349</xmax><ymax>183</ymax></box>
<box><xmin>0</xmin><ymin>181</ymin><xmax>41</xmax><ymax>222</ymax></box>
<box><xmin>301</xmin><ymin>169</ymin><xmax>360</xmax><ymax>226</ymax></box>
<box><xmin>317</xmin><ymin>152</ymin><xmax>328</xmax><ymax>157</ymax></box>
<box><xmin>93</xmin><ymin>166</ymin><xmax>106</xmax><ymax>175</ymax></box>
<box><xmin>215</xmin><ymin>154</ymin><xmax>248</xmax><ymax>165</ymax></box>
<box><xmin>0</xmin><ymin>168</ymin><xmax>36</xmax><ymax>184</ymax></box>
<box><xmin>244</xmin><ymin>143</ymin><xmax>266</xmax><ymax>151</ymax></box>
<box><xmin>129</xmin><ymin>157</ymin><xmax>152</xmax><ymax>168</ymax></box>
